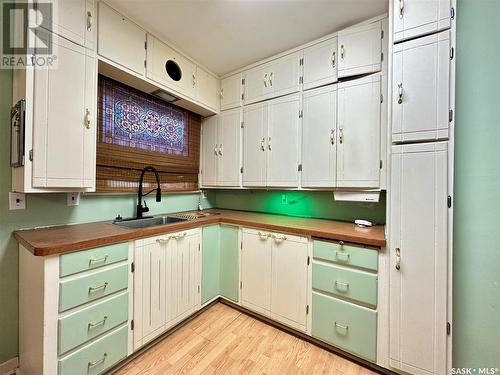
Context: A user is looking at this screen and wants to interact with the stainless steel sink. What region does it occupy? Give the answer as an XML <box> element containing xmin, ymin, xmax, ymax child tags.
<box><xmin>113</xmin><ymin>215</ymin><xmax>188</xmax><ymax>229</ymax></box>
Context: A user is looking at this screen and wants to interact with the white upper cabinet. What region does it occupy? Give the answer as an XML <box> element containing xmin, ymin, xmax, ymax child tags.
<box><xmin>201</xmin><ymin>116</ymin><xmax>219</xmax><ymax>187</ymax></box>
<box><xmin>242</xmin><ymin>94</ymin><xmax>300</xmax><ymax>188</ymax></box>
<box><xmin>244</xmin><ymin>51</ymin><xmax>302</xmax><ymax>105</ymax></box>
<box><xmin>221</xmin><ymin>73</ymin><xmax>242</xmax><ymax>110</ymax></box>
<box><xmin>32</xmin><ymin>35</ymin><xmax>96</xmax><ymax>189</ymax></box>
<box><xmin>146</xmin><ymin>34</ymin><xmax>197</xmax><ymax>99</ymax></box>
<box><xmin>392</xmin><ymin>31</ymin><xmax>451</xmax><ymax>143</ymax></box>
<box><xmin>390</xmin><ymin>142</ymin><xmax>448</xmax><ymax>375</ymax></box>
<box><xmin>242</xmin><ymin>102</ymin><xmax>268</xmax><ymax>187</ymax></box>
<box><xmin>48</xmin><ymin>0</ymin><xmax>95</xmax><ymax>49</ymax></box>
<box><xmin>393</xmin><ymin>0</ymin><xmax>452</xmax><ymax>42</ymax></box>
<box><xmin>97</xmin><ymin>2</ymin><xmax>146</xmax><ymax>75</ymax></box>
<box><xmin>196</xmin><ymin>66</ymin><xmax>219</xmax><ymax>111</ymax></box>
<box><xmin>337</xmin><ymin>75</ymin><xmax>381</xmax><ymax>189</ymax></box>
<box><xmin>201</xmin><ymin>109</ymin><xmax>241</xmax><ymax>187</ymax></box>
<box><xmin>301</xmin><ymin>85</ymin><xmax>337</xmax><ymax>188</ymax></box>
<box><xmin>338</xmin><ymin>21</ymin><xmax>382</xmax><ymax>78</ymax></box>
<box><xmin>302</xmin><ymin>37</ymin><xmax>338</xmax><ymax>91</ymax></box>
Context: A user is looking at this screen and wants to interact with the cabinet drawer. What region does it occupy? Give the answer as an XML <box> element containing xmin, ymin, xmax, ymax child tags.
<box><xmin>313</xmin><ymin>240</ymin><xmax>378</xmax><ymax>271</ymax></box>
<box><xmin>312</xmin><ymin>292</ymin><xmax>377</xmax><ymax>361</ymax></box>
<box><xmin>59</xmin><ymin>264</ymin><xmax>128</xmax><ymax>312</ymax></box>
<box><xmin>312</xmin><ymin>262</ymin><xmax>377</xmax><ymax>307</ymax></box>
<box><xmin>60</xmin><ymin>243</ymin><xmax>128</xmax><ymax>277</ymax></box>
<box><xmin>58</xmin><ymin>324</ymin><xmax>127</xmax><ymax>375</ymax></box>
<box><xmin>58</xmin><ymin>292</ymin><xmax>128</xmax><ymax>354</ymax></box>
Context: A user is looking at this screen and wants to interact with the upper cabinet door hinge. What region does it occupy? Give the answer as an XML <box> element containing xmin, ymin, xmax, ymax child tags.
<box><xmin>307</xmin><ymin>256</ymin><xmax>310</xmax><ymax>266</ymax></box>
<box><xmin>144</xmin><ymin>40</ymin><xmax>147</xmax><ymax>50</ymax></box>
<box><xmin>447</xmin><ymin>322</ymin><xmax>451</xmax><ymax>335</ymax></box>
<box><xmin>448</xmin><ymin>195</ymin><xmax>452</xmax><ymax>208</ymax></box>
<box><xmin>381</xmin><ymin>52</ymin><xmax>384</xmax><ymax>62</ymax></box>
<box><xmin>306</xmin><ymin>305</ymin><xmax>309</xmax><ymax>315</ymax></box>
<box><xmin>242</xmin><ymin>78</ymin><xmax>245</xmax><ymax>85</ymax></box>
<box><xmin>299</xmin><ymin>76</ymin><xmax>303</xmax><ymax>84</ymax></box>
<box><xmin>240</xmin><ymin>281</ymin><xmax>242</xmax><ymax>289</ymax></box>
<box><xmin>198</xmin><ymin>285</ymin><xmax>200</xmax><ymax>293</ymax></box>
<box><xmin>131</xmin><ymin>262</ymin><xmax>135</xmax><ymax>273</ymax></box>
<box><xmin>130</xmin><ymin>319</ymin><xmax>134</xmax><ymax>330</ymax></box>
<box><xmin>240</xmin><ymin>166</ymin><xmax>243</xmax><ymax>174</ymax></box>
<box><xmin>380</xmin><ymin>160</ymin><xmax>383</xmax><ymax>169</ymax></box>
<box><xmin>450</xmin><ymin>47</ymin><xmax>454</xmax><ymax>60</ymax></box>
<box><xmin>241</xmin><ymin>121</ymin><xmax>244</xmax><ymax>128</ymax></box>
<box><xmin>144</xmin><ymin>59</ymin><xmax>147</xmax><ymax>69</ymax></box>
<box><xmin>380</xmin><ymin>93</ymin><xmax>384</xmax><ymax>103</ymax></box>
<box><xmin>299</xmin><ymin>58</ymin><xmax>304</xmax><ymax>66</ymax></box>
<box><xmin>381</xmin><ymin>29</ymin><xmax>384</xmax><ymax>39</ymax></box>
<box><xmin>198</xmin><ymin>243</ymin><xmax>200</xmax><ymax>252</ymax></box>
<box><xmin>29</xmin><ymin>149</ymin><xmax>33</xmax><ymax>162</ymax></box>
<box><xmin>451</xmin><ymin>7</ymin><xmax>455</xmax><ymax>20</ymax></box>
<box><xmin>298</xmin><ymin>164</ymin><xmax>302</xmax><ymax>172</ymax></box>
<box><xmin>241</xmin><ymin>93</ymin><xmax>245</xmax><ymax>100</ymax></box>
<box><xmin>449</xmin><ymin>109</ymin><xmax>454</xmax><ymax>122</ymax></box>
<box><xmin>299</xmin><ymin>110</ymin><xmax>303</xmax><ymax>118</ymax></box>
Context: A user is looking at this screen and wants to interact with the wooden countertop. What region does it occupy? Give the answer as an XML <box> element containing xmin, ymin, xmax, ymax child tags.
<box><xmin>13</xmin><ymin>209</ymin><xmax>386</xmax><ymax>256</ymax></box>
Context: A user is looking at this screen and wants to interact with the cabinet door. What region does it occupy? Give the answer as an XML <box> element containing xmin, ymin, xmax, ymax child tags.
<box><xmin>147</xmin><ymin>35</ymin><xmax>197</xmax><ymax>98</ymax></box>
<box><xmin>196</xmin><ymin>66</ymin><xmax>219</xmax><ymax>110</ymax></box>
<box><xmin>267</xmin><ymin>94</ymin><xmax>300</xmax><ymax>187</ymax></box>
<box><xmin>393</xmin><ymin>0</ymin><xmax>451</xmax><ymax>42</ymax></box>
<box><xmin>221</xmin><ymin>73</ymin><xmax>242</xmax><ymax>110</ymax></box>
<box><xmin>392</xmin><ymin>31</ymin><xmax>450</xmax><ymax>143</ymax></box>
<box><xmin>201</xmin><ymin>225</ymin><xmax>220</xmax><ymax>305</ymax></box>
<box><xmin>140</xmin><ymin>241</ymin><xmax>166</xmax><ymax>342</ymax></box>
<box><xmin>390</xmin><ymin>142</ymin><xmax>448</xmax><ymax>375</ymax></box>
<box><xmin>270</xmin><ymin>234</ymin><xmax>308</xmax><ymax>332</ymax></box>
<box><xmin>241</xmin><ymin>229</ymin><xmax>272</xmax><ymax>316</ymax></box>
<box><xmin>242</xmin><ymin>102</ymin><xmax>267</xmax><ymax>187</ymax></box>
<box><xmin>98</xmin><ymin>2</ymin><xmax>145</xmax><ymax>75</ymax></box>
<box><xmin>302</xmin><ymin>85</ymin><xmax>337</xmax><ymax>188</ymax></box>
<box><xmin>50</xmin><ymin>0</ymin><xmax>95</xmax><ymax>49</ymax></box>
<box><xmin>302</xmin><ymin>37</ymin><xmax>338</xmax><ymax>91</ymax></box>
<box><xmin>218</xmin><ymin>108</ymin><xmax>241</xmax><ymax>187</ymax></box>
<box><xmin>337</xmin><ymin>75</ymin><xmax>381</xmax><ymax>188</ymax></box>
<box><xmin>268</xmin><ymin>51</ymin><xmax>302</xmax><ymax>99</ymax></box>
<box><xmin>338</xmin><ymin>22</ymin><xmax>382</xmax><ymax>78</ymax></box>
<box><xmin>219</xmin><ymin>225</ymin><xmax>240</xmax><ymax>302</ymax></box>
<box><xmin>244</xmin><ymin>63</ymin><xmax>273</xmax><ymax>105</ymax></box>
<box><xmin>32</xmin><ymin>35</ymin><xmax>96</xmax><ymax>189</ymax></box>
<box><xmin>201</xmin><ymin>115</ymin><xmax>219</xmax><ymax>187</ymax></box>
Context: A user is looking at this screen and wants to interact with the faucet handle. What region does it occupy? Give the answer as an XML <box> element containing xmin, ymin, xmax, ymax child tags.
<box><xmin>115</xmin><ymin>214</ymin><xmax>123</xmax><ymax>221</ymax></box>
<box><xmin>142</xmin><ymin>200</ymin><xmax>149</xmax><ymax>213</ymax></box>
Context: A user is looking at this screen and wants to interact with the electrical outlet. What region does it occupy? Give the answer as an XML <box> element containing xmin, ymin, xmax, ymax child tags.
<box><xmin>9</xmin><ymin>192</ymin><xmax>26</xmax><ymax>210</ymax></box>
<box><xmin>67</xmin><ymin>192</ymin><xmax>80</xmax><ymax>206</ymax></box>
<box><xmin>281</xmin><ymin>194</ymin><xmax>288</xmax><ymax>205</ymax></box>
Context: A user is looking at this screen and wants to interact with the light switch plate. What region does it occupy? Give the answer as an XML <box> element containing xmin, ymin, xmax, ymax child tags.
<box><xmin>67</xmin><ymin>192</ymin><xmax>80</xmax><ymax>206</ymax></box>
<box><xmin>9</xmin><ymin>192</ymin><xmax>26</xmax><ymax>210</ymax></box>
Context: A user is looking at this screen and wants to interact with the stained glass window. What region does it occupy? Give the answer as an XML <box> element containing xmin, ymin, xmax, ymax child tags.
<box><xmin>99</xmin><ymin>76</ymin><xmax>189</xmax><ymax>156</ymax></box>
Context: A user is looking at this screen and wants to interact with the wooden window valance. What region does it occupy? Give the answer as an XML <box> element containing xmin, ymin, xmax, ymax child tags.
<box><xmin>96</xmin><ymin>75</ymin><xmax>200</xmax><ymax>193</ymax></box>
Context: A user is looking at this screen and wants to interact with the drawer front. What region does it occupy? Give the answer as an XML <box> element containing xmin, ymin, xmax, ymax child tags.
<box><xmin>58</xmin><ymin>292</ymin><xmax>128</xmax><ymax>354</ymax></box>
<box><xmin>58</xmin><ymin>324</ymin><xmax>128</xmax><ymax>375</ymax></box>
<box><xmin>312</xmin><ymin>262</ymin><xmax>377</xmax><ymax>306</ymax></box>
<box><xmin>59</xmin><ymin>264</ymin><xmax>128</xmax><ymax>312</ymax></box>
<box><xmin>312</xmin><ymin>292</ymin><xmax>377</xmax><ymax>361</ymax></box>
<box><xmin>313</xmin><ymin>240</ymin><xmax>378</xmax><ymax>271</ymax></box>
<box><xmin>60</xmin><ymin>243</ymin><xmax>129</xmax><ymax>277</ymax></box>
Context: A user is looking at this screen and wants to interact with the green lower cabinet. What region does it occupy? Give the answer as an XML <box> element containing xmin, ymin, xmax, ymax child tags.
<box><xmin>312</xmin><ymin>262</ymin><xmax>377</xmax><ymax>307</ymax></box>
<box><xmin>219</xmin><ymin>225</ymin><xmax>239</xmax><ymax>302</ymax></box>
<box><xmin>202</xmin><ymin>225</ymin><xmax>221</xmax><ymax>304</ymax></box>
<box><xmin>58</xmin><ymin>324</ymin><xmax>128</xmax><ymax>375</ymax></box>
<box><xmin>58</xmin><ymin>292</ymin><xmax>128</xmax><ymax>354</ymax></box>
<box><xmin>312</xmin><ymin>292</ymin><xmax>377</xmax><ymax>362</ymax></box>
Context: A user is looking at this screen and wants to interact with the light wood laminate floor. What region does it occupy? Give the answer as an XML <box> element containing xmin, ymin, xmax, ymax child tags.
<box><xmin>116</xmin><ymin>303</ymin><xmax>377</xmax><ymax>375</ymax></box>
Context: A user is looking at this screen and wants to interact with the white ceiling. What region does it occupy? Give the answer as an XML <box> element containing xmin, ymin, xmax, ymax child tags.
<box><xmin>108</xmin><ymin>0</ymin><xmax>388</xmax><ymax>76</ymax></box>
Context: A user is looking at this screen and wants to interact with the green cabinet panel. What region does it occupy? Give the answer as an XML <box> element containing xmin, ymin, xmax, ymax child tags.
<box><xmin>202</xmin><ymin>225</ymin><xmax>220</xmax><ymax>304</ymax></box>
<box><xmin>312</xmin><ymin>262</ymin><xmax>377</xmax><ymax>307</ymax></box>
<box><xmin>60</xmin><ymin>242</ymin><xmax>129</xmax><ymax>277</ymax></box>
<box><xmin>219</xmin><ymin>225</ymin><xmax>239</xmax><ymax>302</ymax></box>
<box><xmin>58</xmin><ymin>292</ymin><xmax>128</xmax><ymax>354</ymax></box>
<box><xmin>59</xmin><ymin>264</ymin><xmax>128</xmax><ymax>312</ymax></box>
<box><xmin>58</xmin><ymin>324</ymin><xmax>128</xmax><ymax>375</ymax></box>
<box><xmin>312</xmin><ymin>292</ymin><xmax>377</xmax><ymax>361</ymax></box>
<box><xmin>313</xmin><ymin>240</ymin><xmax>378</xmax><ymax>271</ymax></box>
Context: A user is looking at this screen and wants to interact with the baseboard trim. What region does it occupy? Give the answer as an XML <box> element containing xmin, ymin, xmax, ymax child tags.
<box><xmin>0</xmin><ymin>357</ymin><xmax>19</xmax><ymax>375</ymax></box>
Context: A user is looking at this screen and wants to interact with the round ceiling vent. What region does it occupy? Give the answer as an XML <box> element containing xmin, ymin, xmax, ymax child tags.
<box><xmin>165</xmin><ymin>60</ymin><xmax>182</xmax><ymax>81</ymax></box>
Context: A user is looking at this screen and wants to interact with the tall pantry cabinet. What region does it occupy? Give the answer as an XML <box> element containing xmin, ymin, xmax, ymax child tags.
<box><xmin>388</xmin><ymin>1</ymin><xmax>455</xmax><ymax>374</ymax></box>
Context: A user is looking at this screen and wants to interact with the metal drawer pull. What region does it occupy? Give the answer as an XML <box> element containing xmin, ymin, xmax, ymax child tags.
<box><xmin>218</xmin><ymin>144</ymin><xmax>223</xmax><ymax>156</ymax></box>
<box><xmin>88</xmin><ymin>255</ymin><xmax>108</xmax><ymax>266</ymax></box>
<box><xmin>156</xmin><ymin>237</ymin><xmax>171</xmax><ymax>244</ymax></box>
<box><xmin>88</xmin><ymin>282</ymin><xmax>108</xmax><ymax>293</ymax></box>
<box><xmin>273</xmin><ymin>234</ymin><xmax>287</xmax><ymax>242</ymax></box>
<box><xmin>268</xmin><ymin>137</ymin><xmax>272</xmax><ymax>151</ymax></box>
<box><xmin>174</xmin><ymin>232</ymin><xmax>187</xmax><ymax>240</ymax></box>
<box><xmin>331</xmin><ymin>51</ymin><xmax>336</xmax><ymax>68</ymax></box>
<box><xmin>399</xmin><ymin>0</ymin><xmax>404</xmax><ymax>18</ymax></box>
<box><xmin>334</xmin><ymin>321</ymin><xmax>349</xmax><ymax>331</ymax></box>
<box><xmin>334</xmin><ymin>280</ymin><xmax>350</xmax><ymax>289</ymax></box>
<box><xmin>264</xmin><ymin>73</ymin><xmax>268</xmax><ymax>88</ymax></box>
<box><xmin>88</xmin><ymin>353</ymin><xmax>107</xmax><ymax>370</ymax></box>
<box><xmin>340</xmin><ymin>45</ymin><xmax>345</xmax><ymax>59</ymax></box>
<box><xmin>335</xmin><ymin>251</ymin><xmax>350</xmax><ymax>261</ymax></box>
<box><xmin>258</xmin><ymin>231</ymin><xmax>270</xmax><ymax>239</ymax></box>
<box><xmin>395</xmin><ymin>247</ymin><xmax>401</xmax><ymax>270</ymax></box>
<box><xmin>260</xmin><ymin>137</ymin><xmax>265</xmax><ymax>151</ymax></box>
<box><xmin>330</xmin><ymin>129</ymin><xmax>335</xmax><ymax>145</ymax></box>
<box><xmin>397</xmin><ymin>82</ymin><xmax>403</xmax><ymax>104</ymax></box>
<box><xmin>87</xmin><ymin>316</ymin><xmax>108</xmax><ymax>330</ymax></box>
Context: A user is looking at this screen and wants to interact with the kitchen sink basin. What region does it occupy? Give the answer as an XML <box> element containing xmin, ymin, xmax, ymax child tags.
<box><xmin>113</xmin><ymin>215</ymin><xmax>188</xmax><ymax>229</ymax></box>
